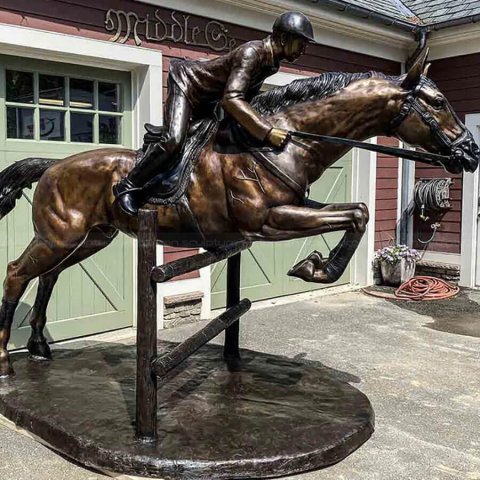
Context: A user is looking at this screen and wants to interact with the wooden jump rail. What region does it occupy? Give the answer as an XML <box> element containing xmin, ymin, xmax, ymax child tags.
<box><xmin>136</xmin><ymin>209</ymin><xmax>252</xmax><ymax>442</ymax></box>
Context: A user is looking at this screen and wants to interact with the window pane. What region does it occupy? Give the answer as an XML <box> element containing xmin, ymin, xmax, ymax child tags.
<box><xmin>99</xmin><ymin>115</ymin><xmax>121</xmax><ymax>144</ymax></box>
<box><xmin>40</xmin><ymin>109</ymin><xmax>65</xmax><ymax>141</ymax></box>
<box><xmin>7</xmin><ymin>107</ymin><xmax>34</xmax><ymax>139</ymax></box>
<box><xmin>39</xmin><ymin>75</ymin><xmax>65</xmax><ymax>106</ymax></box>
<box><xmin>98</xmin><ymin>82</ymin><xmax>120</xmax><ymax>112</ymax></box>
<box><xmin>6</xmin><ymin>70</ymin><xmax>34</xmax><ymax>104</ymax></box>
<box><xmin>71</xmin><ymin>112</ymin><xmax>94</xmax><ymax>143</ymax></box>
<box><xmin>70</xmin><ymin>78</ymin><xmax>94</xmax><ymax>109</ymax></box>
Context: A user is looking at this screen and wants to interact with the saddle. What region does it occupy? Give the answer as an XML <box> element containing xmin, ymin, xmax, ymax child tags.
<box><xmin>214</xmin><ymin>119</ymin><xmax>308</xmax><ymax>201</ymax></box>
<box><xmin>142</xmin><ymin>117</ymin><xmax>307</xmax><ymax>235</ymax></box>
<box><xmin>142</xmin><ymin>119</ymin><xmax>218</xmax><ymax>206</ymax></box>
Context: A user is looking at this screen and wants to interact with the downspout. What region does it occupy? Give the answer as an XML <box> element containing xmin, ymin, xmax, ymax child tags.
<box><xmin>399</xmin><ymin>30</ymin><xmax>429</xmax><ymax>245</ymax></box>
<box><xmin>405</xmin><ymin>28</ymin><xmax>428</xmax><ymax>70</ymax></box>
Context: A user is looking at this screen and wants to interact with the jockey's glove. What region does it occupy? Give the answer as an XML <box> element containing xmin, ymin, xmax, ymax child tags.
<box><xmin>267</xmin><ymin>128</ymin><xmax>291</xmax><ymax>149</ymax></box>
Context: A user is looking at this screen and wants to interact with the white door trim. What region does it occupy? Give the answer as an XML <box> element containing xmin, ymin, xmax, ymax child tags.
<box><xmin>351</xmin><ymin>139</ymin><xmax>377</xmax><ymax>286</ymax></box>
<box><xmin>460</xmin><ymin>114</ymin><xmax>480</xmax><ymax>287</ymax></box>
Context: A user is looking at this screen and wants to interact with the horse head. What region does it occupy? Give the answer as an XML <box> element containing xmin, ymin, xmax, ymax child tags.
<box><xmin>391</xmin><ymin>48</ymin><xmax>479</xmax><ymax>174</ymax></box>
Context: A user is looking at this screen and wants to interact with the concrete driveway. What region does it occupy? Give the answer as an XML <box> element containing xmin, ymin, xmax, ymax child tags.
<box><xmin>1</xmin><ymin>290</ymin><xmax>479</xmax><ymax>480</ymax></box>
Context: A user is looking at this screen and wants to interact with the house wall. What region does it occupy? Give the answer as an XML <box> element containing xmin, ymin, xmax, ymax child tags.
<box><xmin>411</xmin><ymin>53</ymin><xmax>480</xmax><ymax>255</ymax></box>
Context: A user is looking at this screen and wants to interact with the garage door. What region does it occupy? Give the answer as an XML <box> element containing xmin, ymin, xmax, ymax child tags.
<box><xmin>211</xmin><ymin>153</ymin><xmax>352</xmax><ymax>308</ymax></box>
<box><xmin>0</xmin><ymin>55</ymin><xmax>134</xmax><ymax>348</ymax></box>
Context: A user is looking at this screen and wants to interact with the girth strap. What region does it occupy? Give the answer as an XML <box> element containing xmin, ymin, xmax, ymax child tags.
<box><xmin>249</xmin><ymin>149</ymin><xmax>307</xmax><ymax>201</ymax></box>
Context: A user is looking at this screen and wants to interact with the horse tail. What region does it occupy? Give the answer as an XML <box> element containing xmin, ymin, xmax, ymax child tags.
<box><xmin>0</xmin><ymin>157</ymin><xmax>56</xmax><ymax>220</ymax></box>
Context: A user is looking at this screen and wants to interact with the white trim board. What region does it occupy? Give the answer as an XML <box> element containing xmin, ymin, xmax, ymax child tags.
<box><xmin>0</xmin><ymin>23</ymin><xmax>162</xmax><ymax>70</ymax></box>
<box><xmin>351</xmin><ymin>139</ymin><xmax>377</xmax><ymax>287</ymax></box>
<box><xmin>460</xmin><ymin>114</ymin><xmax>480</xmax><ymax>287</ymax></box>
<box><xmin>429</xmin><ymin>23</ymin><xmax>480</xmax><ymax>60</ymax></box>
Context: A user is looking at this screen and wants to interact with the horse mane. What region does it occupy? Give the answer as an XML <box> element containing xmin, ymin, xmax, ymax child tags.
<box><xmin>252</xmin><ymin>71</ymin><xmax>400</xmax><ymax>116</ymax></box>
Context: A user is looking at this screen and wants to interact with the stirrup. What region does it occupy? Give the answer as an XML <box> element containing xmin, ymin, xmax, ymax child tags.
<box><xmin>113</xmin><ymin>178</ymin><xmax>141</xmax><ymax>199</ymax></box>
<box><xmin>144</xmin><ymin>123</ymin><xmax>165</xmax><ymax>136</ymax></box>
<box><xmin>113</xmin><ymin>185</ymin><xmax>143</xmax><ymax>216</ymax></box>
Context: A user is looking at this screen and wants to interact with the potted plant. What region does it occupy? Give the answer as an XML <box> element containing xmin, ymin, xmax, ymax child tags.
<box><xmin>374</xmin><ymin>245</ymin><xmax>421</xmax><ymax>286</ymax></box>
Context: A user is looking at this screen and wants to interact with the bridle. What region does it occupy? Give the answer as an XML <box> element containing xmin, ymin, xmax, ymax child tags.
<box><xmin>388</xmin><ymin>76</ymin><xmax>471</xmax><ymax>164</ymax></box>
<box><xmin>289</xmin><ymin>76</ymin><xmax>468</xmax><ymax>169</ymax></box>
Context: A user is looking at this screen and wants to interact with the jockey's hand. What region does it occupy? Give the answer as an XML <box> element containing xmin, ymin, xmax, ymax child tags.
<box><xmin>267</xmin><ymin>128</ymin><xmax>290</xmax><ymax>149</ymax></box>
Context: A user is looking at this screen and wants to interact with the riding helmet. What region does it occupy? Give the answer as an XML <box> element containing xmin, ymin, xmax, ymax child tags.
<box><xmin>273</xmin><ymin>11</ymin><xmax>315</xmax><ymax>42</ymax></box>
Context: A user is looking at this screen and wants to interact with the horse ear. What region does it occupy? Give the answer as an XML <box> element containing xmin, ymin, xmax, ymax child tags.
<box><xmin>423</xmin><ymin>62</ymin><xmax>431</xmax><ymax>77</ymax></box>
<box><xmin>401</xmin><ymin>47</ymin><xmax>429</xmax><ymax>90</ymax></box>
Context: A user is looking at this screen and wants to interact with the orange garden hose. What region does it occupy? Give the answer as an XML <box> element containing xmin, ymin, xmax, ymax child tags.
<box><xmin>363</xmin><ymin>276</ymin><xmax>460</xmax><ymax>301</ymax></box>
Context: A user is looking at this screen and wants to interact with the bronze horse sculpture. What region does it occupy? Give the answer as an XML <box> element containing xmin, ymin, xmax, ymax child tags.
<box><xmin>0</xmin><ymin>50</ymin><xmax>478</xmax><ymax>377</ymax></box>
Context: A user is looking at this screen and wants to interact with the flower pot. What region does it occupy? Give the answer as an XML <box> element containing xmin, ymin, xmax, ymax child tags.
<box><xmin>380</xmin><ymin>258</ymin><xmax>416</xmax><ymax>286</ymax></box>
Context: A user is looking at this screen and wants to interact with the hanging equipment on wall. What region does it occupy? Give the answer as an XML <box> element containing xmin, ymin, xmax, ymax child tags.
<box><xmin>412</xmin><ymin>178</ymin><xmax>453</xmax><ymax>245</ymax></box>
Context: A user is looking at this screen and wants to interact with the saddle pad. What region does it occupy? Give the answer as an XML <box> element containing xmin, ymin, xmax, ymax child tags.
<box><xmin>145</xmin><ymin>119</ymin><xmax>218</xmax><ymax>206</ymax></box>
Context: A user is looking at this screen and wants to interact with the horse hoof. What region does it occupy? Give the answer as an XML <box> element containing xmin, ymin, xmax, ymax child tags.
<box><xmin>27</xmin><ymin>337</ymin><xmax>52</xmax><ymax>361</ymax></box>
<box><xmin>224</xmin><ymin>354</ymin><xmax>242</xmax><ymax>372</ymax></box>
<box><xmin>307</xmin><ymin>250</ymin><xmax>326</xmax><ymax>269</ymax></box>
<box><xmin>288</xmin><ymin>258</ymin><xmax>315</xmax><ymax>281</ymax></box>
<box><xmin>0</xmin><ymin>361</ymin><xmax>14</xmax><ymax>379</ymax></box>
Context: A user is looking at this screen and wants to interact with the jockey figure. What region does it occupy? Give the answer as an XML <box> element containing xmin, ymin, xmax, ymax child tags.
<box><xmin>114</xmin><ymin>11</ymin><xmax>315</xmax><ymax>215</ymax></box>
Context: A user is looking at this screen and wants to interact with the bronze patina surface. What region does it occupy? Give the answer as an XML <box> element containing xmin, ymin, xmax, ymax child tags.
<box><xmin>0</xmin><ymin>342</ymin><xmax>374</xmax><ymax>479</ymax></box>
<box><xmin>0</xmin><ymin>48</ymin><xmax>479</xmax><ymax>378</ymax></box>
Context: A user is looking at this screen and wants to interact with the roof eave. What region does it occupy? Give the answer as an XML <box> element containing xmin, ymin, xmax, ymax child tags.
<box><xmin>311</xmin><ymin>0</ymin><xmax>423</xmax><ymax>32</ymax></box>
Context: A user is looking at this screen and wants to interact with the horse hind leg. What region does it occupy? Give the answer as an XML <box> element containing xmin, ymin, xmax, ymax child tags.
<box><xmin>26</xmin><ymin>227</ymin><xmax>118</xmax><ymax>362</ymax></box>
<box><xmin>26</xmin><ymin>273</ymin><xmax>58</xmax><ymax>361</ymax></box>
<box><xmin>0</xmin><ymin>237</ymin><xmax>86</xmax><ymax>378</ymax></box>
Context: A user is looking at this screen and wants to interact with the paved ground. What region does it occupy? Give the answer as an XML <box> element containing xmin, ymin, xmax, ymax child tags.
<box><xmin>1</xmin><ymin>289</ymin><xmax>480</xmax><ymax>480</ymax></box>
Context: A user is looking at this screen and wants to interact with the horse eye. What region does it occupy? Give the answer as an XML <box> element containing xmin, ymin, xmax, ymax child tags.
<box><xmin>432</xmin><ymin>97</ymin><xmax>445</xmax><ymax>110</ymax></box>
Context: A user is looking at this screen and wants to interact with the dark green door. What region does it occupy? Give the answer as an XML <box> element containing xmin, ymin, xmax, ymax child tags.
<box><xmin>0</xmin><ymin>55</ymin><xmax>134</xmax><ymax>348</ymax></box>
<box><xmin>211</xmin><ymin>153</ymin><xmax>352</xmax><ymax>308</ymax></box>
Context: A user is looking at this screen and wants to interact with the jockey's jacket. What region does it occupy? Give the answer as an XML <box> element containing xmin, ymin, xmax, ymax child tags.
<box><xmin>170</xmin><ymin>37</ymin><xmax>279</xmax><ymax>141</ymax></box>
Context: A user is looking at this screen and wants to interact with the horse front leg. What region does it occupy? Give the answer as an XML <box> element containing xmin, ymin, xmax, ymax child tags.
<box><xmin>256</xmin><ymin>202</ymin><xmax>368</xmax><ymax>284</ymax></box>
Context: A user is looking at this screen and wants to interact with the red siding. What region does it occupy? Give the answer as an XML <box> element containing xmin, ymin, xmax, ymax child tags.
<box><xmin>411</xmin><ymin>53</ymin><xmax>480</xmax><ymax>254</ymax></box>
<box><xmin>375</xmin><ymin>137</ymin><xmax>399</xmax><ymax>249</ymax></box>
<box><xmin>163</xmin><ymin>247</ymin><xmax>200</xmax><ymax>281</ymax></box>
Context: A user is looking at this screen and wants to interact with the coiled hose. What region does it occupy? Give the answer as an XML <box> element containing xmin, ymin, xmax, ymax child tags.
<box><xmin>364</xmin><ymin>276</ymin><xmax>459</xmax><ymax>301</ymax></box>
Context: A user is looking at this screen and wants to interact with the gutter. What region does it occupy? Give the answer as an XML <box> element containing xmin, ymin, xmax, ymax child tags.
<box><xmin>430</xmin><ymin>13</ymin><xmax>480</xmax><ymax>31</ymax></box>
<box><xmin>310</xmin><ymin>0</ymin><xmax>421</xmax><ymax>32</ymax></box>
<box><xmin>311</xmin><ymin>0</ymin><xmax>480</xmax><ymax>36</ymax></box>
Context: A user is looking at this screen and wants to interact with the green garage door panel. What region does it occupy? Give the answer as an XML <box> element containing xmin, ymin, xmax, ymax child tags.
<box><xmin>211</xmin><ymin>154</ymin><xmax>352</xmax><ymax>309</ymax></box>
<box><xmin>0</xmin><ymin>56</ymin><xmax>134</xmax><ymax>349</ymax></box>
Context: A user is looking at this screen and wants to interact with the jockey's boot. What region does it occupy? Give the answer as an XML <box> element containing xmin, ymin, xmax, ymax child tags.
<box><xmin>113</xmin><ymin>142</ymin><xmax>171</xmax><ymax>216</ymax></box>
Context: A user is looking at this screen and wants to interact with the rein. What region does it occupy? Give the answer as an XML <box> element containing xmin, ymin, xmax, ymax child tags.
<box><xmin>289</xmin><ymin>131</ymin><xmax>448</xmax><ymax>166</ymax></box>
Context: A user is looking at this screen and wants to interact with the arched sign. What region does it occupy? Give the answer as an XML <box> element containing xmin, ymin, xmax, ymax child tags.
<box><xmin>105</xmin><ymin>9</ymin><xmax>237</xmax><ymax>52</ymax></box>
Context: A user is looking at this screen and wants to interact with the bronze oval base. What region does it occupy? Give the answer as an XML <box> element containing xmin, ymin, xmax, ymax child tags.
<box><xmin>0</xmin><ymin>341</ymin><xmax>374</xmax><ymax>479</ymax></box>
